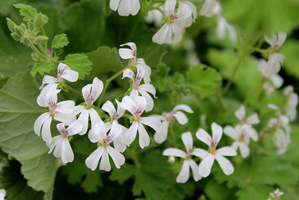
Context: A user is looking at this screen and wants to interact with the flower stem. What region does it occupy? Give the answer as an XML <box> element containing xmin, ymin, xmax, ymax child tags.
<box><xmin>65</xmin><ymin>84</ymin><xmax>82</xmax><ymax>96</ymax></box>
<box><xmin>169</xmin><ymin>123</ymin><xmax>178</xmax><ymax>148</ymax></box>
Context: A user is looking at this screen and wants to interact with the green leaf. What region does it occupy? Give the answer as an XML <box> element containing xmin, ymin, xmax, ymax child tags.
<box><xmin>1</xmin><ymin>160</ymin><xmax>44</xmax><ymax>200</ymax></box>
<box><xmin>30</xmin><ymin>60</ymin><xmax>55</xmax><ymax>76</ymax></box>
<box><xmin>87</xmin><ymin>46</ymin><xmax>123</xmax><ymax>75</ymax></box>
<box><xmin>279</xmin><ymin>39</ymin><xmax>299</xmax><ymax>79</ymax></box>
<box><xmin>205</xmin><ymin>179</ymin><xmax>236</xmax><ymax>200</ymax></box>
<box><xmin>51</xmin><ymin>33</ymin><xmax>69</xmax><ymax>49</ymax></box>
<box><xmin>64</xmin><ymin>53</ymin><xmax>92</xmax><ymax>80</ymax></box>
<box><xmin>187</xmin><ymin>64</ymin><xmax>222</xmax><ymax>98</ymax></box>
<box><xmin>0</xmin><ymin>72</ymin><xmax>57</xmax><ymax>199</ymax></box>
<box><xmin>151</xmin><ymin>62</ymin><xmax>170</xmax><ymax>92</ymax></box>
<box><xmin>13</xmin><ymin>4</ymin><xmax>38</xmax><ymax>22</ymax></box>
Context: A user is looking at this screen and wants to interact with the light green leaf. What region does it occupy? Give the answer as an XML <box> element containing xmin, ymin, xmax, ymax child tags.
<box><xmin>87</xmin><ymin>46</ymin><xmax>123</xmax><ymax>75</ymax></box>
<box><xmin>13</xmin><ymin>4</ymin><xmax>38</xmax><ymax>22</ymax></box>
<box><xmin>51</xmin><ymin>33</ymin><xmax>69</xmax><ymax>49</ymax></box>
<box><xmin>64</xmin><ymin>53</ymin><xmax>92</xmax><ymax>80</ymax></box>
<box><xmin>279</xmin><ymin>39</ymin><xmax>299</xmax><ymax>79</ymax></box>
<box><xmin>30</xmin><ymin>60</ymin><xmax>55</xmax><ymax>76</ymax></box>
<box><xmin>0</xmin><ymin>72</ymin><xmax>57</xmax><ymax>199</ymax></box>
<box><xmin>187</xmin><ymin>64</ymin><xmax>222</xmax><ymax>98</ymax></box>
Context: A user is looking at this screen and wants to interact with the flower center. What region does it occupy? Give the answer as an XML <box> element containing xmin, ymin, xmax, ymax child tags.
<box><xmin>168</xmin><ymin>14</ymin><xmax>178</xmax><ymax>24</ymax></box>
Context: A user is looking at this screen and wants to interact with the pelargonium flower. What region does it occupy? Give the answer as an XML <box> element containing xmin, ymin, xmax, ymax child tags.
<box><xmin>121</xmin><ymin>95</ymin><xmax>161</xmax><ymax>149</ymax></box>
<box><xmin>152</xmin><ymin>0</ymin><xmax>191</xmax><ymax>44</ymax></box>
<box><xmin>74</xmin><ymin>77</ymin><xmax>103</xmax><ymax>135</ymax></box>
<box><xmin>178</xmin><ymin>0</ymin><xmax>197</xmax><ymax>28</ymax></box>
<box><xmin>144</xmin><ymin>5</ymin><xmax>163</xmax><ymax>27</ymax></box>
<box><xmin>154</xmin><ymin>104</ymin><xmax>193</xmax><ymax>144</ymax></box>
<box><xmin>283</xmin><ymin>86</ymin><xmax>298</xmax><ymax>121</ymax></box>
<box><xmin>196</xmin><ymin>123</ymin><xmax>237</xmax><ymax>177</ymax></box>
<box><xmin>85</xmin><ymin>121</ymin><xmax>125</xmax><ymax>171</ymax></box>
<box><xmin>224</xmin><ymin>124</ymin><xmax>258</xmax><ymax>158</ymax></box>
<box><xmin>163</xmin><ymin>132</ymin><xmax>203</xmax><ymax>183</ymax></box>
<box><xmin>109</xmin><ymin>0</ymin><xmax>140</xmax><ymax>16</ymax></box>
<box><xmin>34</xmin><ymin>84</ymin><xmax>76</xmax><ymax>143</ymax></box>
<box><xmin>268</xmin><ymin>188</ymin><xmax>284</xmax><ymax>200</ymax></box>
<box><xmin>235</xmin><ymin>105</ymin><xmax>260</xmax><ymax>125</ymax></box>
<box><xmin>39</xmin><ymin>63</ymin><xmax>79</xmax><ymax>89</ymax></box>
<box><xmin>199</xmin><ymin>0</ymin><xmax>219</xmax><ymax>17</ymax></box>
<box><xmin>47</xmin><ymin>120</ymin><xmax>83</xmax><ymax>163</ymax></box>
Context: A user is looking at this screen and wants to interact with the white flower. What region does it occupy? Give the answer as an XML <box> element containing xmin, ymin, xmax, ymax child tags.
<box><xmin>178</xmin><ymin>0</ymin><xmax>197</xmax><ymax>28</ymax></box>
<box><xmin>152</xmin><ymin>0</ymin><xmax>191</xmax><ymax>44</ymax></box>
<box><xmin>0</xmin><ymin>189</ymin><xmax>5</xmax><ymax>200</ymax></box>
<box><xmin>47</xmin><ymin>120</ymin><xmax>83</xmax><ymax>163</ymax></box>
<box><xmin>109</xmin><ymin>0</ymin><xmax>140</xmax><ymax>16</ymax></box>
<box><xmin>39</xmin><ymin>63</ymin><xmax>79</xmax><ymax>89</ymax></box>
<box><xmin>235</xmin><ymin>105</ymin><xmax>260</xmax><ymax>125</ymax></box>
<box><xmin>123</xmin><ymin>67</ymin><xmax>156</xmax><ymax>111</ymax></box>
<box><xmin>163</xmin><ymin>132</ymin><xmax>203</xmax><ymax>183</ymax></box>
<box><xmin>216</xmin><ymin>16</ymin><xmax>236</xmax><ymax>40</ymax></box>
<box><xmin>224</xmin><ymin>125</ymin><xmax>258</xmax><ymax>158</ymax></box>
<box><xmin>144</xmin><ymin>5</ymin><xmax>163</xmax><ymax>27</ymax></box>
<box><xmin>200</xmin><ymin>0</ymin><xmax>219</xmax><ymax>17</ymax></box>
<box><xmin>283</xmin><ymin>86</ymin><xmax>298</xmax><ymax>121</ymax></box>
<box><xmin>268</xmin><ymin>188</ymin><xmax>284</xmax><ymax>200</ymax></box>
<box><xmin>196</xmin><ymin>123</ymin><xmax>237</xmax><ymax>177</ymax></box>
<box><xmin>75</xmin><ymin>77</ymin><xmax>103</xmax><ymax>135</ymax></box>
<box><xmin>85</xmin><ymin>121</ymin><xmax>125</xmax><ymax>171</ymax></box>
<box><xmin>154</xmin><ymin>104</ymin><xmax>193</xmax><ymax>144</ymax></box>
<box><xmin>34</xmin><ymin>84</ymin><xmax>76</xmax><ymax>143</ymax></box>
<box><xmin>121</xmin><ymin>95</ymin><xmax>161</xmax><ymax>149</ymax></box>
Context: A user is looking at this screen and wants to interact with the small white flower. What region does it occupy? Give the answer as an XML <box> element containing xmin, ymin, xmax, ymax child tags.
<box><xmin>178</xmin><ymin>0</ymin><xmax>197</xmax><ymax>28</ymax></box>
<box><xmin>216</xmin><ymin>16</ymin><xmax>236</xmax><ymax>40</ymax></box>
<box><xmin>47</xmin><ymin>120</ymin><xmax>83</xmax><ymax>163</ymax></box>
<box><xmin>196</xmin><ymin>123</ymin><xmax>237</xmax><ymax>177</ymax></box>
<box><xmin>163</xmin><ymin>132</ymin><xmax>204</xmax><ymax>183</ymax></box>
<box><xmin>85</xmin><ymin>121</ymin><xmax>125</xmax><ymax>171</ymax></box>
<box><xmin>154</xmin><ymin>104</ymin><xmax>193</xmax><ymax>144</ymax></box>
<box><xmin>40</xmin><ymin>63</ymin><xmax>79</xmax><ymax>89</ymax></box>
<box><xmin>200</xmin><ymin>0</ymin><xmax>219</xmax><ymax>17</ymax></box>
<box><xmin>224</xmin><ymin>125</ymin><xmax>258</xmax><ymax>158</ymax></box>
<box><xmin>144</xmin><ymin>5</ymin><xmax>163</xmax><ymax>27</ymax></box>
<box><xmin>109</xmin><ymin>0</ymin><xmax>140</xmax><ymax>16</ymax></box>
<box><xmin>262</xmin><ymin>74</ymin><xmax>284</xmax><ymax>97</ymax></box>
<box><xmin>0</xmin><ymin>189</ymin><xmax>5</xmax><ymax>200</ymax></box>
<box><xmin>34</xmin><ymin>84</ymin><xmax>76</xmax><ymax>143</ymax></box>
<box><xmin>152</xmin><ymin>0</ymin><xmax>191</xmax><ymax>44</ymax></box>
<box><xmin>283</xmin><ymin>86</ymin><xmax>298</xmax><ymax>121</ymax></box>
<box><xmin>268</xmin><ymin>188</ymin><xmax>284</xmax><ymax>200</ymax></box>
<box><xmin>75</xmin><ymin>77</ymin><xmax>104</xmax><ymax>135</ymax></box>
<box><xmin>235</xmin><ymin>105</ymin><xmax>260</xmax><ymax>125</ymax></box>
<box><xmin>121</xmin><ymin>95</ymin><xmax>161</xmax><ymax>149</ymax></box>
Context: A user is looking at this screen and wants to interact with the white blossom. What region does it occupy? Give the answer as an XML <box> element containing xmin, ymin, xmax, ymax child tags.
<box><xmin>283</xmin><ymin>86</ymin><xmax>298</xmax><ymax>121</ymax></box>
<box><xmin>235</xmin><ymin>105</ymin><xmax>260</xmax><ymax>125</ymax></box>
<box><xmin>121</xmin><ymin>95</ymin><xmax>161</xmax><ymax>149</ymax></box>
<box><xmin>268</xmin><ymin>188</ymin><xmax>284</xmax><ymax>200</ymax></box>
<box><xmin>74</xmin><ymin>77</ymin><xmax>103</xmax><ymax>135</ymax></box>
<box><xmin>34</xmin><ymin>84</ymin><xmax>76</xmax><ymax>143</ymax></box>
<box><xmin>47</xmin><ymin>120</ymin><xmax>83</xmax><ymax>163</ymax></box>
<box><xmin>154</xmin><ymin>104</ymin><xmax>193</xmax><ymax>144</ymax></box>
<box><xmin>144</xmin><ymin>4</ymin><xmax>163</xmax><ymax>27</ymax></box>
<box><xmin>85</xmin><ymin>121</ymin><xmax>125</xmax><ymax>171</ymax></box>
<box><xmin>196</xmin><ymin>123</ymin><xmax>237</xmax><ymax>177</ymax></box>
<box><xmin>163</xmin><ymin>132</ymin><xmax>203</xmax><ymax>183</ymax></box>
<box><xmin>200</xmin><ymin>0</ymin><xmax>219</xmax><ymax>17</ymax></box>
<box><xmin>109</xmin><ymin>0</ymin><xmax>140</xmax><ymax>16</ymax></box>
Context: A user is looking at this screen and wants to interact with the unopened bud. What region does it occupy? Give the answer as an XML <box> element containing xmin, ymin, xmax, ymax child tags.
<box><xmin>34</xmin><ymin>13</ymin><xmax>43</xmax><ymax>29</ymax></box>
<box><xmin>6</xmin><ymin>18</ymin><xmax>17</xmax><ymax>32</ymax></box>
<box><xmin>10</xmin><ymin>33</ymin><xmax>20</xmax><ymax>41</ymax></box>
<box><xmin>23</xmin><ymin>36</ymin><xmax>31</xmax><ymax>46</ymax></box>
<box><xmin>168</xmin><ymin>156</ymin><xmax>175</xmax><ymax>164</ymax></box>
<box><xmin>36</xmin><ymin>35</ymin><xmax>48</xmax><ymax>44</ymax></box>
<box><xmin>31</xmin><ymin>53</ymin><xmax>39</xmax><ymax>61</ymax></box>
<box><xmin>14</xmin><ymin>26</ymin><xmax>24</xmax><ymax>38</ymax></box>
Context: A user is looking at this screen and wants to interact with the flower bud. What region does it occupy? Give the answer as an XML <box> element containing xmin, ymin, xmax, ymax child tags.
<box><xmin>34</xmin><ymin>13</ymin><xmax>43</xmax><ymax>29</ymax></box>
<box><xmin>23</xmin><ymin>36</ymin><xmax>31</xmax><ymax>46</ymax></box>
<box><xmin>10</xmin><ymin>33</ymin><xmax>20</xmax><ymax>41</ymax></box>
<box><xmin>36</xmin><ymin>35</ymin><xmax>48</xmax><ymax>44</ymax></box>
<box><xmin>6</xmin><ymin>18</ymin><xmax>17</xmax><ymax>32</ymax></box>
<box><xmin>14</xmin><ymin>26</ymin><xmax>24</xmax><ymax>38</ymax></box>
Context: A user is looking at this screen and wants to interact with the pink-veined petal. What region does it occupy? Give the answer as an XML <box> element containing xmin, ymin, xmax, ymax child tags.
<box><xmin>216</xmin><ymin>147</ymin><xmax>237</xmax><ymax>157</ymax></box>
<box><xmin>100</xmin><ymin>150</ymin><xmax>111</xmax><ymax>171</ymax></box>
<box><xmin>90</xmin><ymin>77</ymin><xmax>104</xmax><ymax>101</ymax></box>
<box><xmin>89</xmin><ymin>120</ymin><xmax>107</xmax><ymax>143</ymax></box>
<box><xmin>122</xmin><ymin>121</ymin><xmax>138</xmax><ymax>146</ymax></box>
<box><xmin>60</xmin><ymin>69</ymin><xmax>79</xmax><ymax>82</ymax></box>
<box><xmin>85</xmin><ymin>147</ymin><xmax>104</xmax><ymax>171</ymax></box>
<box><xmin>34</xmin><ymin>113</ymin><xmax>50</xmax><ymax>136</ymax></box>
<box><xmin>82</xmin><ymin>84</ymin><xmax>92</xmax><ymax>102</ymax></box>
<box><xmin>188</xmin><ymin>159</ymin><xmax>201</xmax><ymax>181</ymax></box>
<box><xmin>107</xmin><ymin>146</ymin><xmax>125</xmax><ymax>169</ymax></box>
<box><xmin>89</xmin><ymin>108</ymin><xmax>102</xmax><ymax>128</ymax></box>
<box><xmin>196</xmin><ymin>128</ymin><xmax>212</xmax><ymax>147</ymax></box>
<box><xmin>215</xmin><ymin>154</ymin><xmax>234</xmax><ymax>175</ymax></box>
<box><xmin>173</xmin><ymin>111</ymin><xmax>188</xmax><ymax>125</ymax></box>
<box><xmin>154</xmin><ymin>121</ymin><xmax>169</xmax><ymax>144</ymax></box>
<box><xmin>140</xmin><ymin>116</ymin><xmax>161</xmax><ymax>132</ymax></box>
<box><xmin>198</xmin><ymin>153</ymin><xmax>215</xmax><ymax>177</ymax></box>
<box><xmin>67</xmin><ymin>120</ymin><xmax>83</xmax><ymax>136</ymax></box>
<box><xmin>181</xmin><ymin>132</ymin><xmax>193</xmax><ymax>152</ymax></box>
<box><xmin>211</xmin><ymin>122</ymin><xmax>223</xmax><ymax>144</ymax></box>
<box><xmin>121</xmin><ymin>96</ymin><xmax>137</xmax><ymax>116</ymax></box>
<box><xmin>56</xmin><ymin>100</ymin><xmax>75</xmax><ymax>114</ymax></box>
<box><xmin>235</xmin><ymin>105</ymin><xmax>246</xmax><ymax>122</ymax></box>
<box><xmin>163</xmin><ymin>148</ymin><xmax>187</xmax><ymax>158</ymax></box>
<box><xmin>176</xmin><ymin>160</ymin><xmax>190</xmax><ymax>183</ymax></box>
<box><xmin>102</xmin><ymin>100</ymin><xmax>116</xmax><ymax>118</ymax></box>
<box><xmin>61</xmin><ymin>138</ymin><xmax>74</xmax><ymax>163</ymax></box>
<box><xmin>137</xmin><ymin>123</ymin><xmax>150</xmax><ymax>149</ymax></box>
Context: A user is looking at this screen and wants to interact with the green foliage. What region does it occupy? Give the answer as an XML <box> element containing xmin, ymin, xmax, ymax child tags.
<box><xmin>187</xmin><ymin>64</ymin><xmax>222</xmax><ymax>98</ymax></box>
<box><xmin>30</xmin><ymin>60</ymin><xmax>54</xmax><ymax>76</ymax></box>
<box><xmin>151</xmin><ymin>62</ymin><xmax>170</xmax><ymax>92</ymax></box>
<box><xmin>0</xmin><ymin>72</ymin><xmax>57</xmax><ymax>199</ymax></box>
<box><xmin>279</xmin><ymin>39</ymin><xmax>299</xmax><ymax>79</ymax></box>
<box><xmin>51</xmin><ymin>33</ymin><xmax>69</xmax><ymax>49</ymax></box>
<box><xmin>64</xmin><ymin>54</ymin><xmax>92</xmax><ymax>80</ymax></box>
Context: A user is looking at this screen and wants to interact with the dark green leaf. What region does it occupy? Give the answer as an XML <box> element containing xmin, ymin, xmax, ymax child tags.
<box><xmin>13</xmin><ymin>4</ymin><xmax>38</xmax><ymax>22</ymax></box>
<box><xmin>64</xmin><ymin>53</ymin><xmax>92</xmax><ymax>80</ymax></box>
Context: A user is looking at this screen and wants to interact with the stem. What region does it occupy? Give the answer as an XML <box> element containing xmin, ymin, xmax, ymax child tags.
<box><xmin>97</xmin><ymin>68</ymin><xmax>127</xmax><ymax>107</ymax></box>
<box><xmin>65</xmin><ymin>84</ymin><xmax>82</xmax><ymax>96</ymax></box>
<box><xmin>169</xmin><ymin>123</ymin><xmax>177</xmax><ymax>148</ymax></box>
<box><xmin>29</xmin><ymin>41</ymin><xmax>48</xmax><ymax>60</ymax></box>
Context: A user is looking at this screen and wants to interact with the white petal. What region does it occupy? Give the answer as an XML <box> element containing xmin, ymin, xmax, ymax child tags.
<box><xmin>138</xmin><ymin>123</ymin><xmax>150</xmax><ymax>149</ymax></box>
<box><xmin>165</xmin><ymin>0</ymin><xmax>176</xmax><ymax>14</ymax></box>
<box><xmin>53</xmin><ymin>137</ymin><xmax>63</xmax><ymax>158</ymax></box>
<box><xmin>154</xmin><ymin>121</ymin><xmax>169</xmax><ymax>144</ymax></box>
<box><xmin>173</xmin><ymin>111</ymin><xmax>188</xmax><ymax>125</ymax></box>
<box><xmin>108</xmin><ymin>121</ymin><xmax>123</xmax><ymax>141</ymax></box>
<box><xmin>47</xmin><ymin>135</ymin><xmax>62</xmax><ymax>153</ymax></box>
<box><xmin>198</xmin><ymin>153</ymin><xmax>215</xmax><ymax>177</ymax></box>
<box><xmin>172</xmin><ymin>104</ymin><xmax>193</xmax><ymax>113</ymax></box>
<box><xmin>200</xmin><ymin>0</ymin><xmax>218</xmax><ymax>17</ymax></box>
<box><xmin>109</xmin><ymin>0</ymin><xmax>120</xmax><ymax>11</ymax></box>
<box><xmin>211</xmin><ymin>122</ymin><xmax>223</xmax><ymax>144</ymax></box>
<box><xmin>182</xmin><ymin>132</ymin><xmax>193</xmax><ymax>152</ymax></box>
<box><xmin>176</xmin><ymin>160</ymin><xmax>189</xmax><ymax>183</ymax></box>
<box><xmin>41</xmin><ymin>116</ymin><xmax>52</xmax><ymax>143</ymax></box>
<box><xmin>215</xmin><ymin>154</ymin><xmax>234</xmax><ymax>175</ymax></box>
<box><xmin>102</xmin><ymin>100</ymin><xmax>116</xmax><ymax>117</ymax></box>
<box><xmin>153</xmin><ymin>23</ymin><xmax>172</xmax><ymax>45</ymax></box>
<box><xmin>122</xmin><ymin>122</ymin><xmax>138</xmax><ymax>146</ymax></box>
<box><xmin>170</xmin><ymin>24</ymin><xmax>183</xmax><ymax>44</ymax></box>
<box><xmin>121</xmin><ymin>96</ymin><xmax>137</xmax><ymax>116</ymax></box>
<box><xmin>85</xmin><ymin>147</ymin><xmax>103</xmax><ymax>171</ymax></box>
<box><xmin>89</xmin><ymin>120</ymin><xmax>107</xmax><ymax>143</ymax></box>
<box><xmin>277</xmin><ymin>32</ymin><xmax>287</xmax><ymax>48</ymax></box>
<box><xmin>119</xmin><ymin>48</ymin><xmax>134</xmax><ymax>59</ymax></box>
<box><xmin>216</xmin><ymin>147</ymin><xmax>237</xmax><ymax>157</ymax></box>
<box><xmin>134</xmin><ymin>95</ymin><xmax>147</xmax><ymax>113</ymax></box>
<box><xmin>265</xmin><ymin>33</ymin><xmax>276</xmax><ymax>46</ymax></box>
<box><xmin>56</xmin><ymin>100</ymin><xmax>75</xmax><ymax>114</ymax></box>
<box><xmin>40</xmin><ymin>75</ymin><xmax>57</xmax><ymax>88</ymax></box>
<box><xmin>246</xmin><ymin>113</ymin><xmax>260</xmax><ymax>125</ymax></box>
<box><xmin>163</xmin><ymin>148</ymin><xmax>187</xmax><ymax>158</ymax></box>
<box><xmin>107</xmin><ymin>146</ymin><xmax>125</xmax><ymax>169</ymax></box>
<box><xmin>77</xmin><ymin>110</ymin><xmax>89</xmax><ymax>135</ymax></box>
<box><xmin>91</xmin><ymin>77</ymin><xmax>104</xmax><ymax>101</ymax></box>
<box><xmin>239</xmin><ymin>142</ymin><xmax>250</xmax><ymax>158</ymax></box>
<box><xmin>82</xmin><ymin>84</ymin><xmax>92</xmax><ymax>102</ymax></box>
<box><xmin>100</xmin><ymin>150</ymin><xmax>111</xmax><ymax>171</ymax></box>
<box><xmin>34</xmin><ymin>113</ymin><xmax>50</xmax><ymax>136</ymax></box>
<box><xmin>61</xmin><ymin>138</ymin><xmax>74</xmax><ymax>163</ymax></box>
<box><xmin>89</xmin><ymin>108</ymin><xmax>102</xmax><ymax>128</ymax></box>
<box><xmin>61</xmin><ymin>69</ymin><xmax>79</xmax><ymax>82</ymax></box>
<box><xmin>188</xmin><ymin>159</ymin><xmax>201</xmax><ymax>181</ymax></box>
<box><xmin>140</xmin><ymin>116</ymin><xmax>161</xmax><ymax>132</ymax></box>
<box><xmin>139</xmin><ymin>89</ymin><xmax>154</xmax><ymax>112</ymax></box>
<box><xmin>196</xmin><ymin>128</ymin><xmax>212</xmax><ymax>147</ymax></box>
<box><xmin>67</xmin><ymin>120</ymin><xmax>83</xmax><ymax>136</ymax></box>
<box><xmin>191</xmin><ymin>148</ymin><xmax>209</xmax><ymax>159</ymax></box>
<box><xmin>235</xmin><ymin>105</ymin><xmax>245</xmax><ymax>122</ymax></box>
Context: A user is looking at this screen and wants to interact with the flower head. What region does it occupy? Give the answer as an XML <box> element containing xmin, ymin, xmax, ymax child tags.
<box><xmin>235</xmin><ymin>105</ymin><xmax>260</xmax><ymax>125</ymax></box>
<box><xmin>109</xmin><ymin>0</ymin><xmax>140</xmax><ymax>16</ymax></box>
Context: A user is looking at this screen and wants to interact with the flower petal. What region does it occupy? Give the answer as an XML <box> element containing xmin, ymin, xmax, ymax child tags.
<box><xmin>122</xmin><ymin>121</ymin><xmax>138</xmax><ymax>146</ymax></box>
<box><xmin>85</xmin><ymin>147</ymin><xmax>103</xmax><ymax>171</ymax></box>
<box><xmin>191</xmin><ymin>148</ymin><xmax>209</xmax><ymax>159</ymax></box>
<box><xmin>89</xmin><ymin>108</ymin><xmax>102</xmax><ymax>128</ymax></box>
<box><xmin>109</xmin><ymin>0</ymin><xmax>120</xmax><ymax>11</ymax></box>
<box><xmin>239</xmin><ymin>142</ymin><xmax>250</xmax><ymax>158</ymax></box>
<box><xmin>215</xmin><ymin>154</ymin><xmax>234</xmax><ymax>175</ymax></box>
<box><xmin>107</xmin><ymin>146</ymin><xmax>125</xmax><ymax>169</ymax></box>
<box><xmin>154</xmin><ymin>121</ymin><xmax>169</xmax><ymax>144</ymax></box>
<box><xmin>163</xmin><ymin>148</ymin><xmax>186</xmax><ymax>158</ymax></box>
<box><xmin>100</xmin><ymin>150</ymin><xmax>111</xmax><ymax>171</ymax></box>
<box><xmin>211</xmin><ymin>122</ymin><xmax>223</xmax><ymax>144</ymax></box>
<box><xmin>138</xmin><ymin>123</ymin><xmax>150</xmax><ymax>149</ymax></box>
<box><xmin>216</xmin><ymin>147</ymin><xmax>237</xmax><ymax>157</ymax></box>
<box><xmin>246</xmin><ymin>113</ymin><xmax>260</xmax><ymax>125</ymax></box>
<box><xmin>173</xmin><ymin>111</ymin><xmax>188</xmax><ymax>125</ymax></box>
<box><xmin>102</xmin><ymin>100</ymin><xmax>116</xmax><ymax>117</ymax></box>
<box><xmin>140</xmin><ymin>116</ymin><xmax>161</xmax><ymax>132</ymax></box>
<box><xmin>34</xmin><ymin>113</ymin><xmax>50</xmax><ymax>136</ymax></box>
<box><xmin>172</xmin><ymin>104</ymin><xmax>193</xmax><ymax>113</ymax></box>
<box><xmin>41</xmin><ymin>116</ymin><xmax>52</xmax><ymax>143</ymax></box>
<box><xmin>61</xmin><ymin>138</ymin><xmax>74</xmax><ymax>163</ymax></box>
<box><xmin>182</xmin><ymin>132</ymin><xmax>193</xmax><ymax>152</ymax></box>
<box><xmin>77</xmin><ymin>109</ymin><xmax>89</xmax><ymax>135</ymax></box>
<box><xmin>56</xmin><ymin>100</ymin><xmax>75</xmax><ymax>114</ymax></box>
<box><xmin>188</xmin><ymin>159</ymin><xmax>201</xmax><ymax>181</ymax></box>
<box><xmin>196</xmin><ymin>128</ymin><xmax>212</xmax><ymax>147</ymax></box>
<box><xmin>198</xmin><ymin>153</ymin><xmax>215</xmax><ymax>177</ymax></box>
<box><xmin>176</xmin><ymin>160</ymin><xmax>189</xmax><ymax>183</ymax></box>
<box><xmin>67</xmin><ymin>120</ymin><xmax>83</xmax><ymax>136</ymax></box>
<box><xmin>235</xmin><ymin>105</ymin><xmax>246</xmax><ymax>122</ymax></box>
